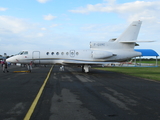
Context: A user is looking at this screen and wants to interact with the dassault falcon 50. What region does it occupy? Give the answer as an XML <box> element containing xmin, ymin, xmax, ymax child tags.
<box><xmin>7</xmin><ymin>21</ymin><xmax>147</xmax><ymax>72</ymax></box>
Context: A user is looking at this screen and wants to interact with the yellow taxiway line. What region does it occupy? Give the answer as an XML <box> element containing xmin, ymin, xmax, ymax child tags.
<box><xmin>13</xmin><ymin>71</ymin><xmax>30</xmax><ymax>73</ymax></box>
<box><xmin>23</xmin><ymin>65</ymin><xmax>53</xmax><ymax>120</ymax></box>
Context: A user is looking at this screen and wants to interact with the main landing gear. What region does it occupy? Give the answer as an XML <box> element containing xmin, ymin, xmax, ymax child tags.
<box><xmin>27</xmin><ymin>64</ymin><xmax>32</xmax><ymax>72</ymax></box>
<box><xmin>27</xmin><ymin>61</ymin><xmax>33</xmax><ymax>72</ymax></box>
<box><xmin>82</xmin><ymin>65</ymin><xmax>90</xmax><ymax>73</ymax></box>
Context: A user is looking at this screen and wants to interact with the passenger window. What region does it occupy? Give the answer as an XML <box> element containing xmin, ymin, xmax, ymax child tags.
<box><xmin>61</xmin><ymin>52</ymin><xmax>64</xmax><ymax>55</ymax></box>
<box><xmin>46</xmin><ymin>52</ymin><xmax>49</xmax><ymax>55</ymax></box>
<box><xmin>66</xmin><ymin>52</ymin><xmax>69</xmax><ymax>55</ymax></box>
<box><xmin>71</xmin><ymin>52</ymin><xmax>74</xmax><ymax>55</ymax></box>
<box><xmin>51</xmin><ymin>52</ymin><xmax>54</xmax><ymax>55</ymax></box>
<box><xmin>56</xmin><ymin>52</ymin><xmax>59</xmax><ymax>55</ymax></box>
<box><xmin>76</xmin><ymin>52</ymin><xmax>79</xmax><ymax>55</ymax></box>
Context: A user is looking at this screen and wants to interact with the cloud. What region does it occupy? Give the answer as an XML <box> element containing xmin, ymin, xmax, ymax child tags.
<box><xmin>37</xmin><ymin>33</ymin><xmax>44</xmax><ymax>37</ymax></box>
<box><xmin>0</xmin><ymin>7</ymin><xmax>8</xmax><ymax>11</ymax></box>
<box><xmin>0</xmin><ymin>16</ymin><xmax>30</xmax><ymax>34</ymax></box>
<box><xmin>36</xmin><ymin>0</ymin><xmax>50</xmax><ymax>3</ymax></box>
<box><xmin>41</xmin><ymin>27</ymin><xmax>47</xmax><ymax>30</ymax></box>
<box><xmin>50</xmin><ymin>24</ymin><xmax>58</xmax><ymax>27</ymax></box>
<box><xmin>43</xmin><ymin>14</ymin><xmax>57</xmax><ymax>20</ymax></box>
<box><xmin>69</xmin><ymin>1</ymin><xmax>160</xmax><ymax>22</ymax></box>
<box><xmin>69</xmin><ymin>1</ymin><xmax>160</xmax><ymax>13</ymax></box>
<box><xmin>0</xmin><ymin>16</ymin><xmax>83</xmax><ymax>55</ymax></box>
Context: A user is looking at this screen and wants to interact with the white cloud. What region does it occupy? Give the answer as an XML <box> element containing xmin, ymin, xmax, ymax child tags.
<box><xmin>43</xmin><ymin>14</ymin><xmax>57</xmax><ymax>20</ymax></box>
<box><xmin>50</xmin><ymin>24</ymin><xmax>58</xmax><ymax>27</ymax></box>
<box><xmin>69</xmin><ymin>1</ymin><xmax>160</xmax><ymax>13</ymax></box>
<box><xmin>69</xmin><ymin>1</ymin><xmax>160</xmax><ymax>22</ymax></box>
<box><xmin>0</xmin><ymin>7</ymin><xmax>8</xmax><ymax>11</ymax></box>
<box><xmin>37</xmin><ymin>33</ymin><xmax>44</xmax><ymax>37</ymax></box>
<box><xmin>0</xmin><ymin>16</ymin><xmax>30</xmax><ymax>34</ymax></box>
<box><xmin>103</xmin><ymin>0</ymin><xmax>116</xmax><ymax>4</ymax></box>
<box><xmin>41</xmin><ymin>27</ymin><xmax>47</xmax><ymax>30</ymax></box>
<box><xmin>36</xmin><ymin>0</ymin><xmax>50</xmax><ymax>3</ymax></box>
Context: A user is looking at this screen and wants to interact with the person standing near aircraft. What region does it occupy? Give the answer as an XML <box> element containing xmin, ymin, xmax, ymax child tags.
<box><xmin>1</xmin><ymin>60</ymin><xmax>4</xmax><ymax>67</ymax></box>
<box><xmin>2</xmin><ymin>61</ymin><xmax>9</xmax><ymax>73</ymax></box>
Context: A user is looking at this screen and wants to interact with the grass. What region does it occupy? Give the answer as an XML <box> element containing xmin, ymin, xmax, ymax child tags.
<box><xmin>135</xmin><ymin>60</ymin><xmax>159</xmax><ymax>64</ymax></box>
<box><xmin>96</xmin><ymin>67</ymin><xmax>160</xmax><ymax>81</ymax></box>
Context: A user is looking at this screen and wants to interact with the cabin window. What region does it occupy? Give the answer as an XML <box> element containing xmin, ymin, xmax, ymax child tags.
<box><xmin>71</xmin><ymin>52</ymin><xmax>74</xmax><ymax>55</ymax></box>
<box><xmin>66</xmin><ymin>52</ymin><xmax>69</xmax><ymax>55</ymax></box>
<box><xmin>56</xmin><ymin>52</ymin><xmax>59</xmax><ymax>55</ymax></box>
<box><xmin>76</xmin><ymin>52</ymin><xmax>79</xmax><ymax>55</ymax></box>
<box><xmin>51</xmin><ymin>52</ymin><xmax>54</xmax><ymax>55</ymax></box>
<box><xmin>46</xmin><ymin>52</ymin><xmax>49</xmax><ymax>55</ymax></box>
<box><xmin>61</xmin><ymin>52</ymin><xmax>64</xmax><ymax>55</ymax></box>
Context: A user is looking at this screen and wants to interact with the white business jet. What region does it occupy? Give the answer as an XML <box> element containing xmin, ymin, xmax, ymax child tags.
<box><xmin>7</xmin><ymin>21</ymin><xmax>143</xmax><ymax>73</ymax></box>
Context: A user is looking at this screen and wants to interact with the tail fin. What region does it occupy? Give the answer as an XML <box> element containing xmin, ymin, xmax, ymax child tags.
<box><xmin>115</xmin><ymin>21</ymin><xmax>142</xmax><ymax>43</ymax></box>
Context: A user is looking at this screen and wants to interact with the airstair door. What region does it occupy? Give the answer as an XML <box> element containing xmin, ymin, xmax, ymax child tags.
<box><xmin>32</xmin><ymin>51</ymin><xmax>40</xmax><ymax>64</ymax></box>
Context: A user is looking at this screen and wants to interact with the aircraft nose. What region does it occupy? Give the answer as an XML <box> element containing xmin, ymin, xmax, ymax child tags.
<box><xmin>6</xmin><ymin>58</ymin><xmax>11</xmax><ymax>62</ymax></box>
<box><xmin>6</xmin><ymin>57</ymin><xmax>15</xmax><ymax>63</ymax></box>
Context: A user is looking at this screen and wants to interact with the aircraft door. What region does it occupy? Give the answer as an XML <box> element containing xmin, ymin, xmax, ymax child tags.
<box><xmin>70</xmin><ymin>50</ymin><xmax>75</xmax><ymax>57</ymax></box>
<box><xmin>32</xmin><ymin>51</ymin><xmax>40</xmax><ymax>64</ymax></box>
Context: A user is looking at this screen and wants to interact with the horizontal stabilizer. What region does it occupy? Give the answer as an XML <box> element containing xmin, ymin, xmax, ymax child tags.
<box><xmin>120</xmin><ymin>40</ymin><xmax>154</xmax><ymax>43</ymax></box>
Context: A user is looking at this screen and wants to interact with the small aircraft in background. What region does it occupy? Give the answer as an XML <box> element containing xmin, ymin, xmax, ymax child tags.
<box><xmin>0</xmin><ymin>56</ymin><xmax>3</xmax><ymax>60</ymax></box>
<box><xmin>7</xmin><ymin>21</ymin><xmax>148</xmax><ymax>73</ymax></box>
<box><xmin>0</xmin><ymin>53</ymin><xmax>7</xmax><ymax>60</ymax></box>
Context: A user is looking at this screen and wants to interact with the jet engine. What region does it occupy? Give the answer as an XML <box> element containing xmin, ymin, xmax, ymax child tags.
<box><xmin>92</xmin><ymin>51</ymin><xmax>113</xmax><ymax>59</ymax></box>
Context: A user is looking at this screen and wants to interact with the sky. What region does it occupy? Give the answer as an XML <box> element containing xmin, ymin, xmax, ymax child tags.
<box><xmin>0</xmin><ymin>0</ymin><xmax>160</xmax><ymax>56</ymax></box>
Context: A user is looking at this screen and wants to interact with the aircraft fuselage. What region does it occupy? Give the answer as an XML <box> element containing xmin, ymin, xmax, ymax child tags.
<box><xmin>7</xmin><ymin>49</ymin><xmax>141</xmax><ymax>65</ymax></box>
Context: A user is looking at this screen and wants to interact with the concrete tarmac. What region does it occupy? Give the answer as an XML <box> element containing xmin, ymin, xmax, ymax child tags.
<box><xmin>0</xmin><ymin>65</ymin><xmax>160</xmax><ymax>120</ymax></box>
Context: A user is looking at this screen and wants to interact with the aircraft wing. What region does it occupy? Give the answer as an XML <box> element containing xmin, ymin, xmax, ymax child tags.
<box><xmin>62</xmin><ymin>60</ymin><xmax>113</xmax><ymax>65</ymax></box>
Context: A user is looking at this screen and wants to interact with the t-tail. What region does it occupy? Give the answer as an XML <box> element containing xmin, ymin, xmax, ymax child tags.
<box><xmin>115</xmin><ymin>21</ymin><xmax>142</xmax><ymax>43</ymax></box>
<box><xmin>90</xmin><ymin>21</ymin><xmax>142</xmax><ymax>50</ymax></box>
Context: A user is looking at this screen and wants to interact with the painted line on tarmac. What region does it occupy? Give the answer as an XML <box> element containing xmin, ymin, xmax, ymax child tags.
<box><xmin>13</xmin><ymin>71</ymin><xmax>30</xmax><ymax>73</ymax></box>
<box><xmin>23</xmin><ymin>65</ymin><xmax>54</xmax><ymax>120</ymax></box>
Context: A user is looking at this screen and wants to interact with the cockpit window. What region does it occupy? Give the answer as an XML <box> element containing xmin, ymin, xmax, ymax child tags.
<box><xmin>23</xmin><ymin>51</ymin><xmax>28</xmax><ymax>55</ymax></box>
<box><xmin>18</xmin><ymin>51</ymin><xmax>28</xmax><ymax>55</ymax></box>
<box><xmin>18</xmin><ymin>51</ymin><xmax>24</xmax><ymax>55</ymax></box>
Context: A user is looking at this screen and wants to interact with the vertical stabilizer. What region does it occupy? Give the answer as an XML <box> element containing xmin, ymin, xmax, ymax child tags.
<box><xmin>115</xmin><ymin>21</ymin><xmax>142</xmax><ymax>42</ymax></box>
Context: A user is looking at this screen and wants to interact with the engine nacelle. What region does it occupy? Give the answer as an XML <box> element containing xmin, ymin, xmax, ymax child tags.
<box><xmin>92</xmin><ymin>51</ymin><xmax>113</xmax><ymax>59</ymax></box>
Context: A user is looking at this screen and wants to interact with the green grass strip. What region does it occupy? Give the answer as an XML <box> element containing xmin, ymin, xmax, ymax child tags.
<box><xmin>96</xmin><ymin>67</ymin><xmax>160</xmax><ymax>81</ymax></box>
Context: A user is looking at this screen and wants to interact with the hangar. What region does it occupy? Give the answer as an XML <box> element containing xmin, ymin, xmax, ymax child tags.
<box><xmin>134</xmin><ymin>49</ymin><xmax>159</xmax><ymax>67</ymax></box>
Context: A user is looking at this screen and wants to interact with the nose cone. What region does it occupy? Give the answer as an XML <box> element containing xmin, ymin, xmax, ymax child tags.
<box><xmin>6</xmin><ymin>57</ymin><xmax>16</xmax><ymax>63</ymax></box>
